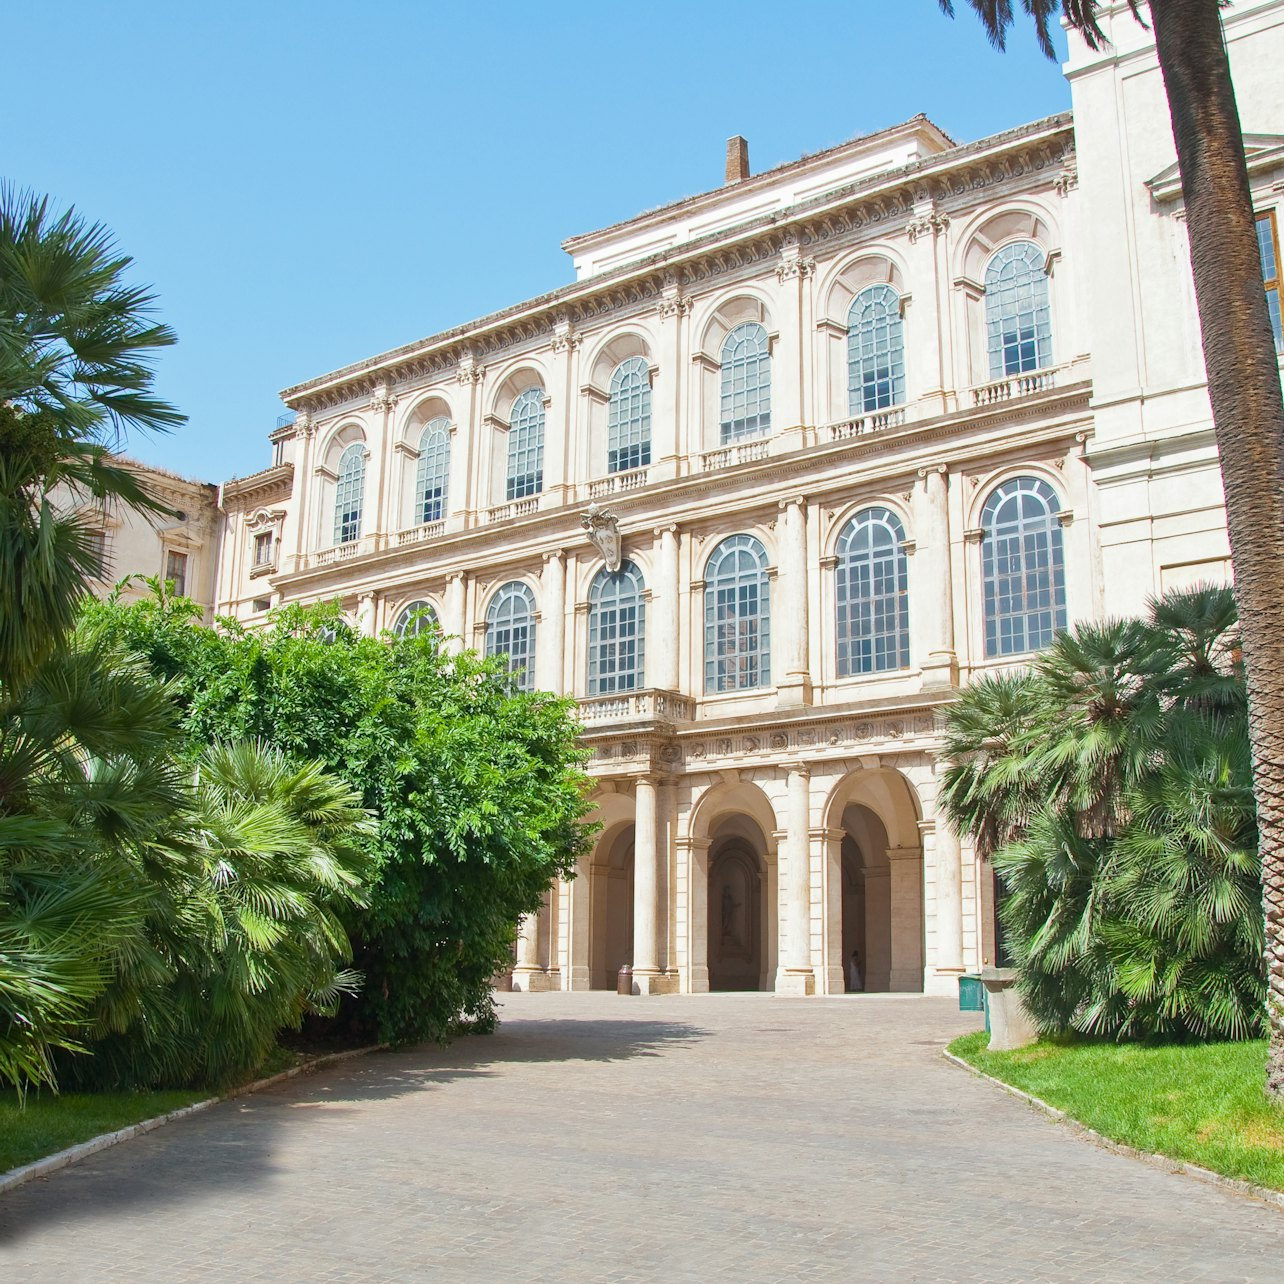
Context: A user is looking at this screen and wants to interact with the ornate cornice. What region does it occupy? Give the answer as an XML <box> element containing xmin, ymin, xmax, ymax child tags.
<box><xmin>279</xmin><ymin>115</ymin><xmax>1074</xmax><ymax>420</ymax></box>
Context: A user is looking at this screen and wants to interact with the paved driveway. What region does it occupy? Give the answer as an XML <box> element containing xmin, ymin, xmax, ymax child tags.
<box><xmin>2</xmin><ymin>993</ymin><xmax>1281</xmax><ymax>1281</ymax></box>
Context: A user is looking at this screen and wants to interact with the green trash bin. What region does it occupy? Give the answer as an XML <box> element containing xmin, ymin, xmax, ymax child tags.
<box><xmin>958</xmin><ymin>973</ymin><xmax>985</xmax><ymax>1012</ymax></box>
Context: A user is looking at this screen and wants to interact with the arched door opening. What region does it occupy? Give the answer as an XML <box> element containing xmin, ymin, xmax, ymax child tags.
<box><xmin>708</xmin><ymin>841</ymin><xmax>764</xmax><ymax>990</ymax></box>
<box><xmin>826</xmin><ymin>769</ymin><xmax>925</xmax><ymax>994</ymax></box>
<box><xmin>588</xmin><ymin>825</ymin><xmax>634</xmax><ymax>990</ymax></box>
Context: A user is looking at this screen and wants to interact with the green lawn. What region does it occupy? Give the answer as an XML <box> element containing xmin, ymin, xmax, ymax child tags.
<box><xmin>0</xmin><ymin>1089</ymin><xmax>208</xmax><ymax>1174</ymax></box>
<box><xmin>950</xmin><ymin>1031</ymin><xmax>1284</xmax><ymax>1192</ymax></box>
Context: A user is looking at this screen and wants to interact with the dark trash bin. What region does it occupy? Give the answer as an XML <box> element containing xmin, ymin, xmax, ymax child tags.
<box><xmin>617</xmin><ymin>964</ymin><xmax>633</xmax><ymax>995</ymax></box>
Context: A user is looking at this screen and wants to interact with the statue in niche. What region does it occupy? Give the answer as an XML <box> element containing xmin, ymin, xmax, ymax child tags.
<box><xmin>580</xmin><ymin>503</ymin><xmax>621</xmax><ymax>572</ymax></box>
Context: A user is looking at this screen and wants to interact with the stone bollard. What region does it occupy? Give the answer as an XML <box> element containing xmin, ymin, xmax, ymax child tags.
<box><xmin>979</xmin><ymin>968</ymin><xmax>1038</xmax><ymax>1051</ymax></box>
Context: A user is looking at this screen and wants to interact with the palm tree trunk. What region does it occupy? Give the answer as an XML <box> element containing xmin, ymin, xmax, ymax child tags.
<box><xmin>1150</xmin><ymin>0</ymin><xmax>1284</xmax><ymax>1097</ymax></box>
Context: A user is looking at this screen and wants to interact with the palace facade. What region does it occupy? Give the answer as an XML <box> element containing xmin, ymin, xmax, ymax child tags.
<box><xmin>213</xmin><ymin>2</ymin><xmax>1284</xmax><ymax>996</ymax></box>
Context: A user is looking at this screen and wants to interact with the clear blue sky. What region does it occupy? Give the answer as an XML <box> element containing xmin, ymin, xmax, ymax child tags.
<box><xmin>4</xmin><ymin>1</ymin><xmax>1070</xmax><ymax>483</ymax></box>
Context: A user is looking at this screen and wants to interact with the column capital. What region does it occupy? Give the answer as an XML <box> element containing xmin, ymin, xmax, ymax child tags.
<box><xmin>917</xmin><ymin>463</ymin><xmax>948</xmax><ymax>479</ymax></box>
<box><xmin>786</xmin><ymin>763</ymin><xmax>811</xmax><ymax>781</ymax></box>
<box><xmin>886</xmin><ymin>845</ymin><xmax>922</xmax><ymax>863</ymax></box>
<box><xmin>653</xmin><ymin>522</ymin><xmax>680</xmax><ymax>538</ymax></box>
<box><xmin>778</xmin><ymin>493</ymin><xmax>807</xmax><ymax>511</ymax></box>
<box><xmin>542</xmin><ymin>547</ymin><xmax>566</xmax><ymax>566</ymax></box>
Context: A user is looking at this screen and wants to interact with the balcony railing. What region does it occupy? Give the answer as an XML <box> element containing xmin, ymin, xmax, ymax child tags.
<box><xmin>397</xmin><ymin>521</ymin><xmax>446</xmax><ymax>547</ymax></box>
<box><xmin>487</xmin><ymin>496</ymin><xmax>542</xmax><ymax>524</ymax></box>
<box><xmin>587</xmin><ymin>467</ymin><xmax>649</xmax><ymax>498</ymax></box>
<box><xmin>577</xmin><ymin>688</ymin><xmax>695</xmax><ymax>724</ymax></box>
<box><xmin>699</xmin><ymin>438</ymin><xmax>770</xmax><ymax>472</ymax></box>
<box><xmin>970</xmin><ymin>364</ymin><xmax>1065</xmax><ymax>407</ymax></box>
<box><xmin>304</xmin><ymin>537</ymin><xmax>373</xmax><ymax>569</ymax></box>
<box><xmin>825</xmin><ymin>406</ymin><xmax>907</xmax><ymax>442</ymax></box>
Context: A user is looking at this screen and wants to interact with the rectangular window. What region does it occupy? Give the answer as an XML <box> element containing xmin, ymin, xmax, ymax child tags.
<box><xmin>165</xmin><ymin>550</ymin><xmax>188</xmax><ymax>597</ymax></box>
<box><xmin>253</xmin><ymin>531</ymin><xmax>275</xmax><ymax>567</ymax></box>
<box><xmin>252</xmin><ymin>596</ymin><xmax>272</xmax><ymax>613</ymax></box>
<box><xmin>85</xmin><ymin>529</ymin><xmax>108</xmax><ymax>577</ymax></box>
<box><xmin>1257</xmin><ymin>211</ymin><xmax>1283</xmax><ymax>353</ymax></box>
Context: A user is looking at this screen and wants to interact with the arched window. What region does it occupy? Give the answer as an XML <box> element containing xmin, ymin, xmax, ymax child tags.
<box><xmin>393</xmin><ymin>600</ymin><xmax>437</xmax><ymax>638</ymax></box>
<box><xmin>607</xmin><ymin>358</ymin><xmax>652</xmax><ymax>473</ymax></box>
<box><xmin>333</xmin><ymin>443</ymin><xmax>366</xmax><ymax>545</ymax></box>
<box><xmin>486</xmin><ymin>581</ymin><xmax>537</xmax><ymax>690</ymax></box>
<box><xmin>719</xmin><ymin>323</ymin><xmax>771</xmax><ymax>443</ymax></box>
<box><xmin>836</xmin><ymin>507</ymin><xmax>910</xmax><ymax>676</ymax></box>
<box><xmin>415</xmin><ymin>418</ymin><xmax>451</xmax><ymax>524</ymax></box>
<box><xmin>981</xmin><ymin>477</ymin><xmax>1067</xmax><ymax>657</ymax></box>
<box><xmin>587</xmin><ymin>560</ymin><xmax>646</xmax><ymax>695</ymax></box>
<box><xmin>704</xmin><ymin>535</ymin><xmax>771</xmax><ymax>692</ymax></box>
<box><xmin>506</xmin><ymin>388</ymin><xmax>545</xmax><ymax>501</ymax></box>
<box><xmin>985</xmin><ymin>241</ymin><xmax>1052</xmax><ymax>378</ymax></box>
<box><xmin>847</xmin><ymin>285</ymin><xmax>905</xmax><ymax>413</ymax></box>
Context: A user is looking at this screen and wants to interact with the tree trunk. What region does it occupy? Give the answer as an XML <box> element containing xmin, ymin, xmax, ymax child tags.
<box><xmin>1150</xmin><ymin>0</ymin><xmax>1284</xmax><ymax>1096</ymax></box>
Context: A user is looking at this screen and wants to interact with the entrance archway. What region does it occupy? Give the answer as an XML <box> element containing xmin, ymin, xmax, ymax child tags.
<box><xmin>588</xmin><ymin>824</ymin><xmax>634</xmax><ymax>990</ymax></box>
<box><xmin>825</xmin><ymin>768</ymin><xmax>924</xmax><ymax>994</ymax></box>
<box><xmin>707</xmin><ymin>831</ymin><xmax>766</xmax><ymax>991</ymax></box>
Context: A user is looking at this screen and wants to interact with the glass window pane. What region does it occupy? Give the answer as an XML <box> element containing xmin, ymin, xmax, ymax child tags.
<box><xmin>606</xmin><ymin>358</ymin><xmax>652</xmax><ymax>473</ymax></box>
<box><xmin>587</xmin><ymin>560</ymin><xmax>647</xmax><ymax>694</ymax></box>
<box><xmin>984</xmin><ymin>242</ymin><xmax>1053</xmax><ymax>378</ymax></box>
<box><xmin>394</xmin><ymin>600</ymin><xmax>438</xmax><ymax>638</ymax></box>
<box><xmin>485</xmin><ymin>582</ymin><xmax>537</xmax><ymax>691</ymax></box>
<box><xmin>506</xmin><ymin>389</ymin><xmax>545</xmax><ymax>501</ymax></box>
<box><xmin>704</xmin><ymin>535</ymin><xmax>771</xmax><ymax>692</ymax></box>
<box><xmin>416</xmin><ymin>418</ymin><xmax>451</xmax><ymax>523</ymax></box>
<box><xmin>847</xmin><ymin>286</ymin><xmax>906</xmax><ymax>414</ymax></box>
<box><xmin>981</xmin><ymin>477</ymin><xmax>1067</xmax><ymax>658</ymax></box>
<box><xmin>719</xmin><ymin>323</ymin><xmax>772</xmax><ymax>443</ymax></box>
<box><xmin>333</xmin><ymin>443</ymin><xmax>366</xmax><ymax>545</ymax></box>
<box><xmin>835</xmin><ymin>507</ymin><xmax>909</xmax><ymax>676</ymax></box>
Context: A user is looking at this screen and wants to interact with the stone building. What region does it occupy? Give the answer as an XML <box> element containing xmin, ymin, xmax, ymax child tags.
<box><xmin>214</xmin><ymin>1</ymin><xmax>1284</xmax><ymax>996</ymax></box>
<box><xmin>60</xmin><ymin>459</ymin><xmax>220</xmax><ymax>618</ymax></box>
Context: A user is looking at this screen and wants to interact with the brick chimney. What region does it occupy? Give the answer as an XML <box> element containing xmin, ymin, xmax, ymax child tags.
<box><xmin>725</xmin><ymin>135</ymin><xmax>750</xmax><ymax>185</ymax></box>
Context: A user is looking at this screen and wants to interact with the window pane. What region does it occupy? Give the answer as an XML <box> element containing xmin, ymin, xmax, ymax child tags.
<box><xmin>333</xmin><ymin>443</ymin><xmax>366</xmax><ymax>544</ymax></box>
<box><xmin>847</xmin><ymin>286</ymin><xmax>906</xmax><ymax>414</ymax></box>
<box><xmin>506</xmin><ymin>389</ymin><xmax>545</xmax><ymax>501</ymax></box>
<box><xmin>588</xmin><ymin>561</ymin><xmax>647</xmax><ymax>694</ymax></box>
<box><xmin>985</xmin><ymin>242</ymin><xmax>1053</xmax><ymax>378</ymax></box>
<box><xmin>704</xmin><ymin>535</ymin><xmax>771</xmax><ymax>692</ymax></box>
<box><xmin>486</xmin><ymin>582</ymin><xmax>537</xmax><ymax>691</ymax></box>
<box><xmin>719</xmin><ymin>323</ymin><xmax>772</xmax><ymax>443</ymax></box>
<box><xmin>416</xmin><ymin>418</ymin><xmax>451</xmax><ymax>523</ymax></box>
<box><xmin>982</xmin><ymin>477</ymin><xmax>1067</xmax><ymax>657</ymax></box>
<box><xmin>836</xmin><ymin>507</ymin><xmax>910</xmax><ymax>676</ymax></box>
<box><xmin>606</xmin><ymin>358</ymin><xmax>652</xmax><ymax>473</ymax></box>
<box><xmin>394</xmin><ymin>600</ymin><xmax>437</xmax><ymax>638</ymax></box>
<box><xmin>1257</xmin><ymin>213</ymin><xmax>1283</xmax><ymax>354</ymax></box>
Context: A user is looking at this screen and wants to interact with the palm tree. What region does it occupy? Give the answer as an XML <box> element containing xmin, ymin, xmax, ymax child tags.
<box><xmin>0</xmin><ymin>188</ymin><xmax>184</xmax><ymax>694</ymax></box>
<box><xmin>939</xmin><ymin>0</ymin><xmax>1284</xmax><ymax>1094</ymax></box>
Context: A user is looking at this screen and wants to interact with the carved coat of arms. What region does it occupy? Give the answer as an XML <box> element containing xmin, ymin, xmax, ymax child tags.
<box><xmin>580</xmin><ymin>503</ymin><xmax>621</xmax><ymax>571</ymax></box>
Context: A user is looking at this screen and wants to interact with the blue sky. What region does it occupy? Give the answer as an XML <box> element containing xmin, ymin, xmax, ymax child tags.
<box><xmin>4</xmin><ymin>1</ymin><xmax>1070</xmax><ymax>482</ymax></box>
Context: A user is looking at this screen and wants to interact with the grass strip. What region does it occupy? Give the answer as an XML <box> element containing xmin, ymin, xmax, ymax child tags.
<box><xmin>949</xmin><ymin>1031</ymin><xmax>1284</xmax><ymax>1193</ymax></box>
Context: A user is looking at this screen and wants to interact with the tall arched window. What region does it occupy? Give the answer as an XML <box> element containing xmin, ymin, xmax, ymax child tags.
<box><xmin>333</xmin><ymin>443</ymin><xmax>366</xmax><ymax>545</ymax></box>
<box><xmin>607</xmin><ymin>358</ymin><xmax>652</xmax><ymax>473</ymax></box>
<box><xmin>847</xmin><ymin>285</ymin><xmax>905</xmax><ymax>413</ymax></box>
<box><xmin>985</xmin><ymin>241</ymin><xmax>1053</xmax><ymax>378</ymax></box>
<box><xmin>486</xmin><ymin>581</ymin><xmax>537</xmax><ymax>690</ymax></box>
<box><xmin>587</xmin><ymin>560</ymin><xmax>646</xmax><ymax>695</ymax></box>
<box><xmin>705</xmin><ymin>535</ymin><xmax>771</xmax><ymax>692</ymax></box>
<box><xmin>506</xmin><ymin>388</ymin><xmax>545</xmax><ymax>501</ymax></box>
<box><xmin>836</xmin><ymin>507</ymin><xmax>910</xmax><ymax>676</ymax></box>
<box><xmin>981</xmin><ymin>476</ymin><xmax>1067</xmax><ymax>657</ymax></box>
<box><xmin>719</xmin><ymin>323</ymin><xmax>771</xmax><ymax>443</ymax></box>
<box><xmin>393</xmin><ymin>600</ymin><xmax>437</xmax><ymax>638</ymax></box>
<box><xmin>415</xmin><ymin>418</ymin><xmax>451</xmax><ymax>524</ymax></box>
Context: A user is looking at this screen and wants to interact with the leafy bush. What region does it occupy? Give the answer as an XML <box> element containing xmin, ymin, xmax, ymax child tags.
<box><xmin>83</xmin><ymin>592</ymin><xmax>595</xmax><ymax>1046</ymax></box>
<box><xmin>941</xmin><ymin>586</ymin><xmax>1264</xmax><ymax>1040</ymax></box>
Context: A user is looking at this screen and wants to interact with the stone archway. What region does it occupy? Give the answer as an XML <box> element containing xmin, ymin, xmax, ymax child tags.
<box><xmin>588</xmin><ymin>825</ymin><xmax>634</xmax><ymax>991</ymax></box>
<box><xmin>707</xmin><ymin>836</ymin><xmax>766</xmax><ymax>991</ymax></box>
<box><xmin>824</xmin><ymin>768</ymin><xmax>925</xmax><ymax>994</ymax></box>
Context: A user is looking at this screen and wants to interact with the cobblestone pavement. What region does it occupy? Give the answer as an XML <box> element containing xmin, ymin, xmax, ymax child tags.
<box><xmin>3</xmin><ymin>993</ymin><xmax>1282</xmax><ymax>1282</ymax></box>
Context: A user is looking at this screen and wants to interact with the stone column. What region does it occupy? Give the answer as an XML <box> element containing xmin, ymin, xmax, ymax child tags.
<box><xmin>653</xmin><ymin>524</ymin><xmax>680</xmax><ymax>692</ymax></box>
<box><xmin>886</xmin><ymin>845</ymin><xmax>925</xmax><ymax>991</ymax></box>
<box><xmin>778</xmin><ymin>496</ymin><xmax>812</xmax><ymax>707</ymax></box>
<box><xmin>652</xmin><ymin>289</ymin><xmax>689</xmax><ymax>483</ymax></box>
<box><xmin>289</xmin><ymin>413</ymin><xmax>315</xmax><ymax>566</ymax></box>
<box><xmin>776</xmin><ymin>766</ymin><xmax>815</xmax><ymax>994</ymax></box>
<box><xmin>511</xmin><ymin>910</ymin><xmax>542</xmax><ymax>991</ymax></box>
<box><xmin>918</xmin><ymin>464</ymin><xmax>959</xmax><ymax>688</ymax></box>
<box><xmin>370</xmin><ymin>385</ymin><xmax>397</xmax><ymax>543</ymax></box>
<box><xmin>445</xmin><ymin>571</ymin><xmax>468</xmax><ymax>655</ymax></box>
<box><xmin>356</xmin><ymin>591</ymin><xmax>377</xmax><ymax>637</ymax></box>
<box><xmin>680</xmin><ymin>835</ymin><xmax>711</xmax><ymax>993</ymax></box>
<box><xmin>632</xmin><ymin>776</ymin><xmax>662</xmax><ymax>993</ymax></box>
<box><xmin>927</xmin><ymin>817</ymin><xmax>964</xmax><ymax>992</ymax></box>
<box><xmin>540</xmin><ymin>550</ymin><xmax>566</xmax><ymax>693</ymax></box>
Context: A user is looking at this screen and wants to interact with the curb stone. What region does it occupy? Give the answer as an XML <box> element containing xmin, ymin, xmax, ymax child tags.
<box><xmin>943</xmin><ymin>1049</ymin><xmax>1284</xmax><ymax>1213</ymax></box>
<box><xmin>0</xmin><ymin>1043</ymin><xmax>385</xmax><ymax>1198</ymax></box>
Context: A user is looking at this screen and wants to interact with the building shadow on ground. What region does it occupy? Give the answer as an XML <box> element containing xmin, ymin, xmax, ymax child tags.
<box><xmin>0</xmin><ymin>1017</ymin><xmax>711</xmax><ymax>1245</ymax></box>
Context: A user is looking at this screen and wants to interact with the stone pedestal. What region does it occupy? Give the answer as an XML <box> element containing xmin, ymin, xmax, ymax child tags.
<box><xmin>980</xmin><ymin>968</ymin><xmax>1038</xmax><ymax>1051</ymax></box>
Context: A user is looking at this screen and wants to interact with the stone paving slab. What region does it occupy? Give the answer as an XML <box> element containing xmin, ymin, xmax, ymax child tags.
<box><xmin>2</xmin><ymin>993</ymin><xmax>1281</xmax><ymax>1281</ymax></box>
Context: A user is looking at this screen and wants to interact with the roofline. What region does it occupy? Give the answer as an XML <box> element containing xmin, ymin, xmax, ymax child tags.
<box><xmin>561</xmin><ymin>114</ymin><xmax>958</xmax><ymax>255</ymax></box>
<box><xmin>279</xmin><ymin>111</ymin><xmax>1073</xmax><ymax>408</ymax></box>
